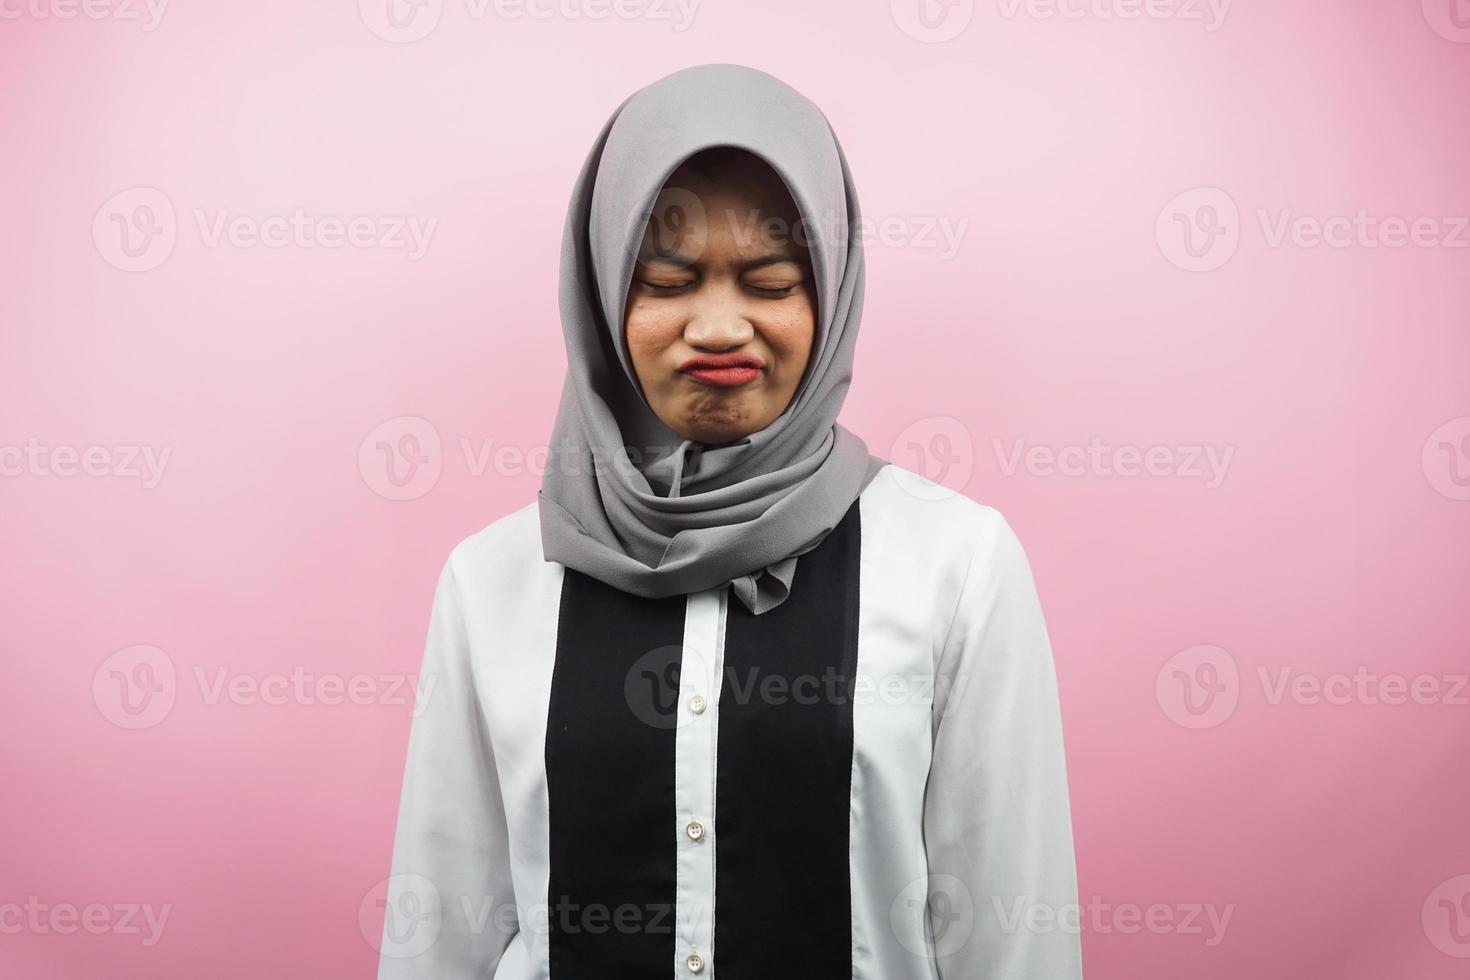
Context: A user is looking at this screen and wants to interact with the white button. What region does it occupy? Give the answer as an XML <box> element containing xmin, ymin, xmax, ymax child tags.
<box><xmin>684</xmin><ymin>819</ymin><xmax>705</xmax><ymax>842</ymax></box>
<box><xmin>689</xmin><ymin>694</ymin><xmax>707</xmax><ymax>714</ymax></box>
<box><xmin>685</xmin><ymin>949</ymin><xmax>706</xmax><ymax>973</ymax></box>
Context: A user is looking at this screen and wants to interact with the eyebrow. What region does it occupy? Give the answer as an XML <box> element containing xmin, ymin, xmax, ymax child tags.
<box><xmin>738</xmin><ymin>252</ymin><xmax>806</xmax><ymax>273</ymax></box>
<box><xmin>635</xmin><ymin>250</ymin><xmax>698</xmax><ymax>270</ymax></box>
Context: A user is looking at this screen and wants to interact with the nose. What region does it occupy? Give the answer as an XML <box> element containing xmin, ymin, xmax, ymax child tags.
<box><xmin>683</xmin><ymin>291</ymin><xmax>755</xmax><ymax>352</ymax></box>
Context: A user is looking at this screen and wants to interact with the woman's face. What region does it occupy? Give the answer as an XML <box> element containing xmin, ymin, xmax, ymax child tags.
<box><xmin>623</xmin><ymin>152</ymin><xmax>816</xmax><ymax>446</ymax></box>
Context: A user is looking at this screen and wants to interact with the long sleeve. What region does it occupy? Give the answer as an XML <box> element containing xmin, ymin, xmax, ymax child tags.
<box><xmin>377</xmin><ymin>550</ymin><xmax>520</xmax><ymax>979</ymax></box>
<box><xmin>922</xmin><ymin>510</ymin><xmax>1083</xmax><ymax>979</ymax></box>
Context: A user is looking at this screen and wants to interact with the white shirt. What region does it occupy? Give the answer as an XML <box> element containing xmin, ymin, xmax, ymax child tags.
<box><xmin>376</xmin><ymin>461</ymin><xmax>1083</xmax><ymax>979</ymax></box>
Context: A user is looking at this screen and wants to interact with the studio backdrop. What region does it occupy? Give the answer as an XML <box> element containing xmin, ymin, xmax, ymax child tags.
<box><xmin>1</xmin><ymin>3</ymin><xmax>1468</xmax><ymax>979</ymax></box>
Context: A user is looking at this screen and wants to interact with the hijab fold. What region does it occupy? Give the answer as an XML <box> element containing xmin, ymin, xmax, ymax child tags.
<box><xmin>538</xmin><ymin>63</ymin><xmax>886</xmax><ymax>615</ymax></box>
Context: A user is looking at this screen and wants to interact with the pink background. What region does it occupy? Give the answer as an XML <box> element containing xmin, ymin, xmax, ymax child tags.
<box><xmin>3</xmin><ymin>1</ymin><xmax>1469</xmax><ymax>977</ymax></box>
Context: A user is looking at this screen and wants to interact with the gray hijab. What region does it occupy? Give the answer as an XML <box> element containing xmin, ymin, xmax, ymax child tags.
<box><xmin>538</xmin><ymin>63</ymin><xmax>887</xmax><ymax>615</ymax></box>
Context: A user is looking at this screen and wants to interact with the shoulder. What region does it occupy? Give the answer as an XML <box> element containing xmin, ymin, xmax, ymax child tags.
<box><xmin>440</xmin><ymin>497</ymin><xmax>554</xmax><ymax>598</ymax></box>
<box><xmin>859</xmin><ymin>462</ymin><xmax>1039</xmax><ymax>638</ymax></box>
<box><xmin>858</xmin><ymin>466</ymin><xmax>1053</xmax><ymax>682</ymax></box>
<box><xmin>860</xmin><ymin>461</ymin><xmax>1022</xmax><ymax>566</ymax></box>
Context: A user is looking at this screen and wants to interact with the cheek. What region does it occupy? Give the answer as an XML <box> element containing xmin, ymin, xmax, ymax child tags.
<box><xmin>760</xmin><ymin>299</ymin><xmax>816</xmax><ymax>371</ymax></box>
<box><xmin>624</xmin><ymin>301</ymin><xmax>687</xmax><ymax>375</ymax></box>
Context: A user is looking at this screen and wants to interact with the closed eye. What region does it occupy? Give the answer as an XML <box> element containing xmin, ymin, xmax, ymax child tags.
<box><xmin>636</xmin><ymin>277</ymin><xmax>696</xmax><ymax>294</ymax></box>
<box><xmin>745</xmin><ymin>282</ymin><xmax>802</xmax><ymax>298</ymax></box>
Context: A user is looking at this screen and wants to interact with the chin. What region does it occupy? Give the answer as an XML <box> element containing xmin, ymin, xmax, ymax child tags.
<box><xmin>666</xmin><ymin>393</ymin><xmax>765</xmax><ymax>445</ymax></box>
<box><xmin>679</xmin><ymin>413</ymin><xmax>769</xmax><ymax>446</ymax></box>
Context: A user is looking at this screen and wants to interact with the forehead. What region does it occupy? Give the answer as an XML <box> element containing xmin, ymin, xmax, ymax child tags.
<box><xmin>660</xmin><ymin>151</ymin><xmax>802</xmax><ymax>222</ymax></box>
<box><xmin>641</xmin><ymin>153</ymin><xmax>808</xmax><ymax>262</ymax></box>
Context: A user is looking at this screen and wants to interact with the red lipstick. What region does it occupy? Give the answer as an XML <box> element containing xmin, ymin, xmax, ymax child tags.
<box><xmin>678</xmin><ymin>353</ymin><xmax>765</xmax><ymax>388</ymax></box>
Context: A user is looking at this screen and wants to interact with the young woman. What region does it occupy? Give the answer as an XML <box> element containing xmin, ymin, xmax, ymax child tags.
<box><xmin>377</xmin><ymin>63</ymin><xmax>1082</xmax><ymax>980</ymax></box>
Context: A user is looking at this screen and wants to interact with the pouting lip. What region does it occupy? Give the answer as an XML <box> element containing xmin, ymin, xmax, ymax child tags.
<box><xmin>678</xmin><ymin>354</ymin><xmax>766</xmax><ymax>372</ymax></box>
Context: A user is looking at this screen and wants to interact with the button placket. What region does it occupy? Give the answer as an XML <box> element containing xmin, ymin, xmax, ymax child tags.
<box><xmin>672</xmin><ymin>585</ymin><xmax>727</xmax><ymax>976</ymax></box>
